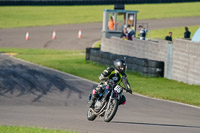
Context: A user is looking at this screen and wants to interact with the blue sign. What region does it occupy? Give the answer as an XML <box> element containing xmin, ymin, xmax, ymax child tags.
<box><xmin>192</xmin><ymin>27</ymin><xmax>200</xmax><ymax>42</ymax></box>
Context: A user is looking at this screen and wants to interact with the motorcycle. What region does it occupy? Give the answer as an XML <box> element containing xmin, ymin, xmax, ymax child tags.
<box><xmin>87</xmin><ymin>79</ymin><xmax>125</xmax><ymax>122</ymax></box>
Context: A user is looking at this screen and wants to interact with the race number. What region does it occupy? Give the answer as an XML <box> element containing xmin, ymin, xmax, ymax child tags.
<box><xmin>114</xmin><ymin>85</ymin><xmax>122</xmax><ymax>93</ymax></box>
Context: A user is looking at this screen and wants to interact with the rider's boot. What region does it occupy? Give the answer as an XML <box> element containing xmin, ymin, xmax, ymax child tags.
<box><xmin>89</xmin><ymin>89</ymin><xmax>98</xmax><ymax>108</ymax></box>
<box><xmin>89</xmin><ymin>96</ymin><xmax>96</xmax><ymax>108</ymax></box>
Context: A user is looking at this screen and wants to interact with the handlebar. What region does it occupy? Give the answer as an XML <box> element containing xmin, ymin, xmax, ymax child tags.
<box><xmin>101</xmin><ymin>79</ymin><xmax>132</xmax><ymax>94</ymax></box>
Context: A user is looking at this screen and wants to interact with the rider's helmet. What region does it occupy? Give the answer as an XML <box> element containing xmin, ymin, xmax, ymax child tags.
<box><xmin>114</xmin><ymin>59</ymin><xmax>127</xmax><ymax>74</ymax></box>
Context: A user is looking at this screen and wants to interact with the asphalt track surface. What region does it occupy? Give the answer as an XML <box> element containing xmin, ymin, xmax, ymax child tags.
<box><xmin>0</xmin><ymin>16</ymin><xmax>200</xmax><ymax>50</ymax></box>
<box><xmin>0</xmin><ymin>17</ymin><xmax>200</xmax><ymax>133</ymax></box>
<box><xmin>0</xmin><ymin>54</ymin><xmax>200</xmax><ymax>133</ymax></box>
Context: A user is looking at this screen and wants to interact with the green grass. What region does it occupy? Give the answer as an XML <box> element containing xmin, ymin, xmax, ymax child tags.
<box><xmin>0</xmin><ymin>48</ymin><xmax>200</xmax><ymax>107</ymax></box>
<box><xmin>1</xmin><ymin>2</ymin><xmax>200</xmax><ymax>28</ymax></box>
<box><xmin>147</xmin><ymin>25</ymin><xmax>200</xmax><ymax>40</ymax></box>
<box><xmin>0</xmin><ymin>48</ymin><xmax>105</xmax><ymax>81</ymax></box>
<box><xmin>126</xmin><ymin>2</ymin><xmax>200</xmax><ymax>20</ymax></box>
<box><xmin>0</xmin><ymin>126</ymin><xmax>77</xmax><ymax>133</ymax></box>
<box><xmin>93</xmin><ymin>41</ymin><xmax>101</xmax><ymax>48</ymax></box>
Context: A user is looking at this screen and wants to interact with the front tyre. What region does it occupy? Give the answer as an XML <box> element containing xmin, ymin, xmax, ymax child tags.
<box><xmin>87</xmin><ymin>108</ymin><xmax>97</xmax><ymax>121</ymax></box>
<box><xmin>104</xmin><ymin>99</ymin><xmax>119</xmax><ymax>122</ymax></box>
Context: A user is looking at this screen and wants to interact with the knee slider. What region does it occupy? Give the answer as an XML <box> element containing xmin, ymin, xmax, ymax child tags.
<box><xmin>92</xmin><ymin>89</ymin><xmax>97</xmax><ymax>95</ymax></box>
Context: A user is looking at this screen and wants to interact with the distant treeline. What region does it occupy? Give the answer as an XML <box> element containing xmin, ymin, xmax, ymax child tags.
<box><xmin>0</xmin><ymin>0</ymin><xmax>200</xmax><ymax>6</ymax></box>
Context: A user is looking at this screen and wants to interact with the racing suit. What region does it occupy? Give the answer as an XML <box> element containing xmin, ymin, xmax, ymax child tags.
<box><xmin>90</xmin><ymin>67</ymin><xmax>132</xmax><ymax>107</ymax></box>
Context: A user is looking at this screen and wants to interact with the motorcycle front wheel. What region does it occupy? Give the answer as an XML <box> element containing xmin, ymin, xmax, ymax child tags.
<box><xmin>104</xmin><ymin>98</ymin><xmax>119</xmax><ymax>122</ymax></box>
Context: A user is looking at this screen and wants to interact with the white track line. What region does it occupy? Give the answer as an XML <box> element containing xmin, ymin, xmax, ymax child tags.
<box><xmin>133</xmin><ymin>93</ymin><xmax>200</xmax><ymax>109</ymax></box>
<box><xmin>8</xmin><ymin>55</ymin><xmax>200</xmax><ymax>110</ymax></box>
<box><xmin>9</xmin><ymin>55</ymin><xmax>97</xmax><ymax>84</ymax></box>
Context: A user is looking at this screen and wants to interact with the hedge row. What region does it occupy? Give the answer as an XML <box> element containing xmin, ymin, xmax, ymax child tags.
<box><xmin>86</xmin><ymin>48</ymin><xmax>164</xmax><ymax>77</ymax></box>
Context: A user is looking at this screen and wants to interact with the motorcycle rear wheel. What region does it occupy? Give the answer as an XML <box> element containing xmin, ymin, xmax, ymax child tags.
<box><xmin>104</xmin><ymin>99</ymin><xmax>119</xmax><ymax>122</ymax></box>
<box><xmin>87</xmin><ymin>108</ymin><xmax>97</xmax><ymax>121</ymax></box>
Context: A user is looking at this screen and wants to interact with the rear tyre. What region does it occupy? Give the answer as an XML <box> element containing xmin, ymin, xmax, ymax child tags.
<box><xmin>87</xmin><ymin>108</ymin><xmax>97</xmax><ymax>121</ymax></box>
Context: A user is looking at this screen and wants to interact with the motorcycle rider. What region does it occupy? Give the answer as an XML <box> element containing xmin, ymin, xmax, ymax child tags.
<box><xmin>89</xmin><ymin>59</ymin><xmax>132</xmax><ymax>108</ymax></box>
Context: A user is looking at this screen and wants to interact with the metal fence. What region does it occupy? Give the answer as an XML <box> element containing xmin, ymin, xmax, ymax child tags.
<box><xmin>0</xmin><ymin>0</ymin><xmax>200</xmax><ymax>6</ymax></box>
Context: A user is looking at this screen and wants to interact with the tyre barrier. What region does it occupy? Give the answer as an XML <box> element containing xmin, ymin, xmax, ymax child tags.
<box><xmin>86</xmin><ymin>47</ymin><xmax>100</xmax><ymax>60</ymax></box>
<box><xmin>86</xmin><ymin>48</ymin><xmax>164</xmax><ymax>77</ymax></box>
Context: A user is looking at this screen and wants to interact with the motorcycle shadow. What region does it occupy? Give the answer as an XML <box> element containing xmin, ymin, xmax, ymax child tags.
<box><xmin>112</xmin><ymin>121</ymin><xmax>200</xmax><ymax>129</ymax></box>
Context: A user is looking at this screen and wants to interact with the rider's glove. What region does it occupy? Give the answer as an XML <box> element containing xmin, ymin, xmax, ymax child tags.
<box><xmin>126</xmin><ymin>89</ymin><xmax>132</xmax><ymax>94</ymax></box>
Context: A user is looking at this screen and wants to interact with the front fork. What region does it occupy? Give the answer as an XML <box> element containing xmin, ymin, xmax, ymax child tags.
<box><xmin>105</xmin><ymin>91</ymin><xmax>114</xmax><ymax>114</ymax></box>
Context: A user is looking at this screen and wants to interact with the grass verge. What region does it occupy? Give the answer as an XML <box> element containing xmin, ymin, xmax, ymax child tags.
<box><xmin>0</xmin><ymin>125</ymin><xmax>77</xmax><ymax>133</ymax></box>
<box><xmin>147</xmin><ymin>25</ymin><xmax>200</xmax><ymax>40</ymax></box>
<box><xmin>0</xmin><ymin>2</ymin><xmax>200</xmax><ymax>28</ymax></box>
<box><xmin>92</xmin><ymin>41</ymin><xmax>101</xmax><ymax>48</ymax></box>
<box><xmin>0</xmin><ymin>48</ymin><xmax>200</xmax><ymax>107</ymax></box>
